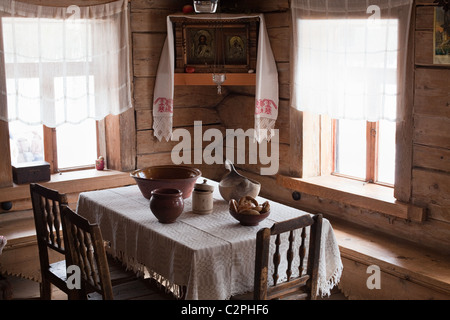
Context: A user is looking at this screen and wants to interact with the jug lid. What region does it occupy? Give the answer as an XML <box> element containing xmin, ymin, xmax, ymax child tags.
<box><xmin>195</xmin><ymin>179</ymin><xmax>214</xmax><ymax>192</ymax></box>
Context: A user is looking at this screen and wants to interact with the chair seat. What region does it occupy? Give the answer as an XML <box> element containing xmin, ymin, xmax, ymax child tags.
<box><xmin>47</xmin><ymin>256</ymin><xmax>136</xmax><ymax>291</ymax></box>
<box><xmin>46</xmin><ymin>260</ymin><xmax>70</xmax><ymax>293</ymax></box>
<box><xmin>48</xmin><ymin>260</ymin><xmax>67</xmax><ymax>282</ymax></box>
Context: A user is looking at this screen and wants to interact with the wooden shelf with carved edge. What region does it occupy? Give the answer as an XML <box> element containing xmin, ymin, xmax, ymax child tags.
<box><xmin>174</xmin><ymin>72</ymin><xmax>256</xmax><ymax>86</ymax></box>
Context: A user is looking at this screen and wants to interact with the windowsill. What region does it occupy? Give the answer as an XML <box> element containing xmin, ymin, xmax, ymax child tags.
<box><xmin>276</xmin><ymin>174</ymin><xmax>425</xmax><ymax>222</ymax></box>
<box><xmin>0</xmin><ymin>169</ymin><xmax>136</xmax><ymax>203</ymax></box>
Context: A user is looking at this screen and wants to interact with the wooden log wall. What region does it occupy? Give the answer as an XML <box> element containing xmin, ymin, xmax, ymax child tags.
<box><xmin>0</xmin><ymin>0</ymin><xmax>448</xmax><ymax>255</ymax></box>
<box><xmin>412</xmin><ymin>1</ymin><xmax>450</xmax><ymax>228</ymax></box>
<box><xmin>132</xmin><ymin>0</ymin><xmax>450</xmax><ymax>252</ymax></box>
<box><xmin>132</xmin><ymin>0</ymin><xmax>291</xmax><ymax>180</ymax></box>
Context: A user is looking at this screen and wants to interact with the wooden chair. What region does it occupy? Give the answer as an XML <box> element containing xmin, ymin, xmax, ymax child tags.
<box><xmin>233</xmin><ymin>214</ymin><xmax>323</xmax><ymax>300</ymax></box>
<box><xmin>30</xmin><ymin>183</ymin><xmax>137</xmax><ymax>300</ymax></box>
<box><xmin>61</xmin><ymin>206</ymin><xmax>169</xmax><ymax>300</ymax></box>
<box><xmin>30</xmin><ymin>183</ymin><xmax>75</xmax><ymax>300</ymax></box>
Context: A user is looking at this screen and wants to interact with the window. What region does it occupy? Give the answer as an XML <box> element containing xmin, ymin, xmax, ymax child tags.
<box><xmin>291</xmin><ymin>14</ymin><xmax>405</xmax><ymax>188</ymax></box>
<box><xmin>9</xmin><ymin>119</ymin><xmax>98</xmax><ymax>171</ymax></box>
<box><xmin>287</xmin><ymin>0</ymin><xmax>418</xmax><ymax>219</ymax></box>
<box><xmin>3</xmin><ymin>18</ymin><xmax>98</xmax><ymax>172</ymax></box>
<box><xmin>0</xmin><ymin>0</ymin><xmax>134</xmax><ymax>176</ymax></box>
<box><xmin>333</xmin><ymin>119</ymin><xmax>396</xmax><ymax>186</ymax></box>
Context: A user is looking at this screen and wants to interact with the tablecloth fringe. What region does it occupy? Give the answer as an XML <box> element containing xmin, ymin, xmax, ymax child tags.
<box><xmin>113</xmin><ymin>249</ymin><xmax>183</xmax><ymax>299</ymax></box>
<box><xmin>113</xmin><ymin>250</ymin><xmax>146</xmax><ymax>277</ymax></box>
<box><xmin>147</xmin><ymin>269</ymin><xmax>184</xmax><ymax>299</ymax></box>
<box><xmin>318</xmin><ymin>264</ymin><xmax>343</xmax><ymax>298</ymax></box>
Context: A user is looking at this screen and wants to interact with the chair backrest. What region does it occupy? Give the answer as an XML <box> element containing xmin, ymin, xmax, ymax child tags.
<box><xmin>254</xmin><ymin>214</ymin><xmax>323</xmax><ymax>300</ymax></box>
<box><xmin>30</xmin><ymin>183</ymin><xmax>68</xmax><ymax>269</ymax></box>
<box><xmin>61</xmin><ymin>206</ymin><xmax>114</xmax><ymax>300</ymax></box>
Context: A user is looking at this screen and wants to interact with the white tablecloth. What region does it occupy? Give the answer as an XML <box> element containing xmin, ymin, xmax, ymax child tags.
<box><xmin>76</xmin><ymin>179</ymin><xmax>343</xmax><ymax>300</ymax></box>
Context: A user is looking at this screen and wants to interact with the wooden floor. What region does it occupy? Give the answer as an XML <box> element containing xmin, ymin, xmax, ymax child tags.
<box><xmin>4</xmin><ymin>275</ymin><xmax>346</xmax><ymax>300</ymax></box>
<box><xmin>3</xmin><ymin>275</ymin><xmax>176</xmax><ymax>300</ymax></box>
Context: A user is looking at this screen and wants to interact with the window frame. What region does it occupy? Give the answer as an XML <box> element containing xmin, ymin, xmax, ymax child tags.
<box><xmin>331</xmin><ymin>119</ymin><xmax>394</xmax><ymax>188</ymax></box>
<box><xmin>43</xmin><ymin>123</ymin><xmax>99</xmax><ymax>174</ymax></box>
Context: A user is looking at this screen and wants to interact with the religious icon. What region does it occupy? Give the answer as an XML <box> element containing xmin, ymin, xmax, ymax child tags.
<box><xmin>434</xmin><ymin>6</ymin><xmax>450</xmax><ymax>64</ymax></box>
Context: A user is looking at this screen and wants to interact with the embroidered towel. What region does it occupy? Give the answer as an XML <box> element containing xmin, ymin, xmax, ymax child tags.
<box><xmin>153</xmin><ymin>13</ymin><xmax>278</xmax><ymax>143</ymax></box>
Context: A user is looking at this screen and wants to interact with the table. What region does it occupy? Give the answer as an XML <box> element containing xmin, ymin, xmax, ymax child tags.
<box><xmin>76</xmin><ymin>179</ymin><xmax>343</xmax><ymax>300</ymax></box>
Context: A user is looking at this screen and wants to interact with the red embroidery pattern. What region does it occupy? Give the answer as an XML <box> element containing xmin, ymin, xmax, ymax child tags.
<box><xmin>255</xmin><ymin>99</ymin><xmax>278</xmax><ymax>115</ymax></box>
<box><xmin>154</xmin><ymin>97</ymin><xmax>174</xmax><ymax>113</ymax></box>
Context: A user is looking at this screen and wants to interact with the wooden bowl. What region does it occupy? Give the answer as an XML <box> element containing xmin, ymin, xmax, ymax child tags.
<box><xmin>131</xmin><ymin>165</ymin><xmax>201</xmax><ymax>199</ymax></box>
<box><xmin>229</xmin><ymin>209</ymin><xmax>270</xmax><ymax>226</ymax></box>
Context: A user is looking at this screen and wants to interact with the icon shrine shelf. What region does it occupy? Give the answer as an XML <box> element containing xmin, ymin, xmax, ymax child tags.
<box><xmin>170</xmin><ymin>15</ymin><xmax>259</xmax><ymax>74</ymax></box>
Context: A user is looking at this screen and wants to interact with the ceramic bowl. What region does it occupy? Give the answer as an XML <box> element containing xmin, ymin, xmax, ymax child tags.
<box><xmin>229</xmin><ymin>209</ymin><xmax>270</xmax><ymax>226</ymax></box>
<box><xmin>131</xmin><ymin>165</ymin><xmax>201</xmax><ymax>199</ymax></box>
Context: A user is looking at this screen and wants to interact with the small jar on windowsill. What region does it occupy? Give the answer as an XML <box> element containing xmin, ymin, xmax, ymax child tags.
<box><xmin>95</xmin><ymin>156</ymin><xmax>105</xmax><ymax>171</ymax></box>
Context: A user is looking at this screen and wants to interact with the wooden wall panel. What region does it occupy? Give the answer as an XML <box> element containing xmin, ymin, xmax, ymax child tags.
<box><xmin>414</xmin><ymin>68</ymin><xmax>450</xmax><ymax>118</ymax></box>
<box><xmin>277</xmin><ymin>62</ymin><xmax>291</xmax><ymax>100</ymax></box>
<box><xmin>415</xmin><ymin>31</ymin><xmax>433</xmax><ymax>65</ymax></box>
<box><xmin>136</xmin><ymin>107</ymin><xmax>221</xmax><ymax>131</ymax></box>
<box><xmin>132</xmin><ymin>33</ymin><xmax>166</xmax><ymax>78</ymax></box>
<box><xmin>133</xmin><ymin>77</ymin><xmax>155</xmax><ymax>111</ymax></box>
<box><xmin>412</xmin><ymin>169</ymin><xmax>450</xmax><ymax>210</ymax></box>
<box><xmin>137</xmin><ymin>124</ymin><xmax>225</xmax><ymax>156</ymax></box>
<box><xmin>266</xmin><ymin>27</ymin><xmax>290</xmax><ymax>62</ymax></box>
<box><xmin>0</xmin><ymin>121</ymin><xmax>13</xmax><ymax>188</ymax></box>
<box><xmin>130</xmin><ymin>10</ymin><xmax>171</xmax><ymax>33</ymax></box>
<box><xmin>131</xmin><ymin>0</ymin><xmax>188</xmax><ymax>11</ymax></box>
<box><xmin>411</xmin><ymin>2</ymin><xmax>450</xmax><ymax>228</ymax></box>
<box><xmin>413</xmin><ymin>116</ymin><xmax>450</xmax><ymax>149</ymax></box>
<box><xmin>131</xmin><ymin>0</ymin><xmax>292</xmax><ymax>181</ymax></box>
<box><xmin>413</xmin><ymin>145</ymin><xmax>450</xmax><ymax>173</ymax></box>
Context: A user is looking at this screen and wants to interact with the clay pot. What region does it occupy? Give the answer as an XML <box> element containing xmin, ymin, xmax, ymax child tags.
<box><xmin>149</xmin><ymin>188</ymin><xmax>184</xmax><ymax>224</ymax></box>
<box><xmin>219</xmin><ymin>160</ymin><xmax>261</xmax><ymax>202</ymax></box>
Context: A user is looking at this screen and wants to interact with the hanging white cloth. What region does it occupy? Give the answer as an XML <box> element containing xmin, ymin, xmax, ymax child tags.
<box><xmin>153</xmin><ymin>13</ymin><xmax>279</xmax><ymax>143</ymax></box>
<box><xmin>290</xmin><ymin>0</ymin><xmax>413</xmax><ymax>122</ymax></box>
<box><xmin>0</xmin><ymin>0</ymin><xmax>132</xmax><ymax>127</ymax></box>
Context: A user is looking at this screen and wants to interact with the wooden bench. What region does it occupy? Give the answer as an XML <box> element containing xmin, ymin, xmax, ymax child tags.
<box><xmin>0</xmin><ymin>209</ymin><xmax>48</xmax><ymax>282</ymax></box>
<box><xmin>332</xmin><ymin>219</ymin><xmax>450</xmax><ymax>300</ymax></box>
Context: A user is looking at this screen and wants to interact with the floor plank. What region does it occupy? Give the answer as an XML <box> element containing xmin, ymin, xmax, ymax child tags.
<box><xmin>4</xmin><ymin>274</ymin><xmax>176</xmax><ymax>300</ymax></box>
<box><xmin>4</xmin><ymin>274</ymin><xmax>346</xmax><ymax>300</ymax></box>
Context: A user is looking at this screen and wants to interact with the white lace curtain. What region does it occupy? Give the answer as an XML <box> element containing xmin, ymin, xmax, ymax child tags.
<box><xmin>291</xmin><ymin>0</ymin><xmax>413</xmax><ymax>122</ymax></box>
<box><xmin>0</xmin><ymin>0</ymin><xmax>132</xmax><ymax>127</ymax></box>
